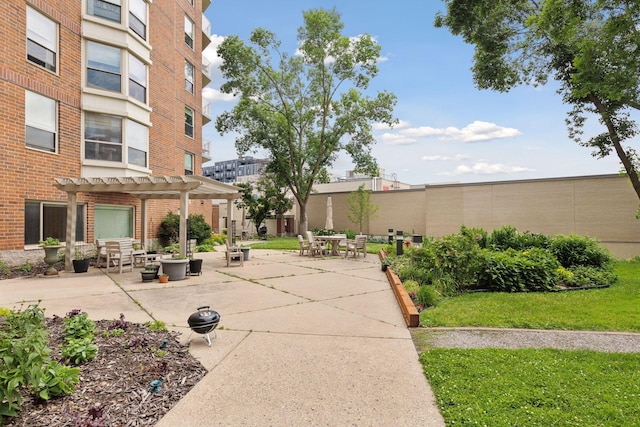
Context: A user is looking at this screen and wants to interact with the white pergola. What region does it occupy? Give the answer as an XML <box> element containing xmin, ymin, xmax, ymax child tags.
<box><xmin>54</xmin><ymin>175</ymin><xmax>241</xmax><ymax>271</ymax></box>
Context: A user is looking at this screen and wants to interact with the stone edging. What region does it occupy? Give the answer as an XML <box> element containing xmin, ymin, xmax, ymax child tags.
<box><xmin>379</xmin><ymin>250</ymin><xmax>419</xmax><ymax>327</ymax></box>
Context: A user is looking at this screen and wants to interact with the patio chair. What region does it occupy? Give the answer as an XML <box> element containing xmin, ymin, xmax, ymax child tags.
<box><xmin>225</xmin><ymin>239</ymin><xmax>244</xmax><ymax>267</ymax></box>
<box><xmin>306</xmin><ymin>231</ymin><xmax>326</xmax><ymax>257</ymax></box>
<box><xmin>297</xmin><ymin>234</ymin><xmax>310</xmax><ymax>256</ymax></box>
<box><xmin>105</xmin><ymin>240</ymin><xmax>134</xmax><ymax>273</ymax></box>
<box><xmin>344</xmin><ymin>235</ymin><xmax>367</xmax><ymax>258</ymax></box>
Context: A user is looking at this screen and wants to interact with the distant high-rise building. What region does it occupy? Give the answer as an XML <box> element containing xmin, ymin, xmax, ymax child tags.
<box><xmin>203</xmin><ymin>156</ymin><xmax>269</xmax><ymax>183</ymax></box>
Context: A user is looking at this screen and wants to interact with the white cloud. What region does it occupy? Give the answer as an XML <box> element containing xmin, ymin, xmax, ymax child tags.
<box><xmin>453</xmin><ymin>162</ymin><xmax>534</xmax><ymax>175</ymax></box>
<box><xmin>372</xmin><ymin>119</ymin><xmax>410</xmax><ymax>131</ymax></box>
<box><xmin>423</xmin><ymin>154</ymin><xmax>470</xmax><ymax>161</ymax></box>
<box><xmin>202</xmin><ymin>87</ymin><xmax>236</xmax><ymax>103</ymax></box>
<box><xmin>393</xmin><ymin>120</ymin><xmax>521</xmax><ymax>143</ymax></box>
<box><xmin>202</xmin><ymin>35</ymin><xmax>226</xmax><ymax>68</ymax></box>
<box><xmin>379</xmin><ymin>132</ymin><xmax>416</xmax><ymax>145</ymax></box>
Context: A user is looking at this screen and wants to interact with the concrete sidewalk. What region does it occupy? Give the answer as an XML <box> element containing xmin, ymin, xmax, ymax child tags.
<box><xmin>0</xmin><ymin>249</ymin><xmax>444</xmax><ymax>426</ymax></box>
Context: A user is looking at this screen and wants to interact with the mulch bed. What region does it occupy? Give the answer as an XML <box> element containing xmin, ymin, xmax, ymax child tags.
<box><xmin>5</xmin><ymin>316</ymin><xmax>207</xmax><ymax>426</ymax></box>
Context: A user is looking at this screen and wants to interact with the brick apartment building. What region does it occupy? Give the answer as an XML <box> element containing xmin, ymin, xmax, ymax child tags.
<box><xmin>0</xmin><ymin>0</ymin><xmax>216</xmax><ymax>265</ymax></box>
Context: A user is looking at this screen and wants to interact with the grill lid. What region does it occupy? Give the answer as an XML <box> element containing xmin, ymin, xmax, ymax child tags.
<box><xmin>188</xmin><ymin>306</ymin><xmax>220</xmax><ymax>333</ymax></box>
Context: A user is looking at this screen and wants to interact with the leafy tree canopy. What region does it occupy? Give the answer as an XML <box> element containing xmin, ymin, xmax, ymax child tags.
<box><xmin>216</xmin><ymin>8</ymin><xmax>397</xmax><ymax>232</ymax></box>
<box><xmin>347</xmin><ymin>185</ymin><xmax>379</xmax><ymax>234</ymax></box>
<box><xmin>435</xmin><ymin>0</ymin><xmax>640</xmax><ymax>203</ymax></box>
<box><xmin>234</xmin><ymin>174</ymin><xmax>293</xmax><ymax>236</ymax></box>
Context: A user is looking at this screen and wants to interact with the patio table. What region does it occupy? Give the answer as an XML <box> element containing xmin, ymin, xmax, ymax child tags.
<box><xmin>315</xmin><ymin>234</ymin><xmax>347</xmax><ymax>256</ymax></box>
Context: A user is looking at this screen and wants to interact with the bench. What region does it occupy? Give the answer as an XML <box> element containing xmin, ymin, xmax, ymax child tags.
<box><xmin>96</xmin><ymin>238</ymin><xmax>146</xmax><ymax>269</ymax></box>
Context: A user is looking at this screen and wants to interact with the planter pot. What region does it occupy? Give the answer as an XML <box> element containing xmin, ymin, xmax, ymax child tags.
<box><xmin>240</xmin><ymin>247</ymin><xmax>250</xmax><ymax>261</ymax></box>
<box><xmin>141</xmin><ymin>270</ymin><xmax>157</xmax><ymax>282</ymax></box>
<box><xmin>144</xmin><ymin>264</ymin><xmax>160</xmax><ymax>279</ymax></box>
<box><xmin>160</xmin><ymin>259</ymin><xmax>189</xmax><ymax>281</ymax></box>
<box><xmin>189</xmin><ymin>259</ymin><xmax>203</xmax><ymax>275</ymax></box>
<box><xmin>73</xmin><ymin>258</ymin><xmax>90</xmax><ymax>273</ymax></box>
<box><xmin>158</xmin><ymin>275</ymin><xmax>169</xmax><ymax>283</ymax></box>
<box><xmin>42</xmin><ymin>245</ymin><xmax>62</xmax><ymax>276</ymax></box>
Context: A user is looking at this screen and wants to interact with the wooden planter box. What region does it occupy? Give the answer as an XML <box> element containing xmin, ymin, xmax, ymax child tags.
<box><xmin>379</xmin><ymin>250</ymin><xmax>420</xmax><ymax>327</ymax></box>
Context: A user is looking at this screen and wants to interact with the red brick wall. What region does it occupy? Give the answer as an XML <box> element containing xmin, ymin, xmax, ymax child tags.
<box><xmin>0</xmin><ymin>0</ymin><xmax>210</xmax><ymax>252</ymax></box>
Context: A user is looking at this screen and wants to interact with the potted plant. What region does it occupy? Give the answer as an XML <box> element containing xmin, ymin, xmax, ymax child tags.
<box><xmin>158</xmin><ymin>273</ymin><xmax>169</xmax><ymax>283</ymax></box>
<box><xmin>239</xmin><ymin>245</ymin><xmax>250</xmax><ymax>261</ymax></box>
<box><xmin>72</xmin><ymin>246</ymin><xmax>90</xmax><ymax>273</ymax></box>
<box><xmin>144</xmin><ymin>263</ymin><xmax>160</xmax><ymax>279</ymax></box>
<box><xmin>160</xmin><ymin>257</ymin><xmax>188</xmax><ymax>280</ymax></box>
<box><xmin>188</xmin><ymin>258</ymin><xmax>203</xmax><ymax>275</ymax></box>
<box><xmin>141</xmin><ymin>269</ymin><xmax>157</xmax><ymax>282</ymax></box>
<box><xmin>39</xmin><ymin>237</ymin><xmax>61</xmax><ymax>276</ymax></box>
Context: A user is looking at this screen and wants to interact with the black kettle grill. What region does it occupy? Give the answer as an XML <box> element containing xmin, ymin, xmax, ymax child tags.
<box><xmin>187</xmin><ymin>306</ymin><xmax>220</xmax><ymax>346</ymax></box>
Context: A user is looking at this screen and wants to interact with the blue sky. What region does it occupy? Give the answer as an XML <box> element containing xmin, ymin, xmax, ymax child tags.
<box><xmin>202</xmin><ymin>1</ymin><xmax>621</xmax><ymax>185</ymax></box>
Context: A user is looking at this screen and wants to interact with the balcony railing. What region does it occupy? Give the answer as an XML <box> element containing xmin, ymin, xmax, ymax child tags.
<box><xmin>202</xmin><ymin>138</ymin><xmax>211</xmax><ymax>162</ymax></box>
<box><xmin>201</xmin><ymin>55</ymin><xmax>211</xmax><ymax>87</ymax></box>
<box><xmin>202</xmin><ymin>101</ymin><xmax>211</xmax><ymax>125</ymax></box>
<box><xmin>201</xmin><ymin>15</ymin><xmax>211</xmax><ymax>50</ymax></box>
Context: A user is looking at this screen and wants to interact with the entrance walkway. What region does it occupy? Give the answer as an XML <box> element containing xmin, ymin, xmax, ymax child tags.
<box><xmin>0</xmin><ymin>249</ymin><xmax>444</xmax><ymax>426</ymax></box>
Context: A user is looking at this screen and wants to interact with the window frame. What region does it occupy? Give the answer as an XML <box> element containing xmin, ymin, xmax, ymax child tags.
<box><xmin>184</xmin><ymin>15</ymin><xmax>195</xmax><ymax>49</ymax></box>
<box><xmin>185</xmin><ymin>60</ymin><xmax>194</xmax><ymax>94</ymax></box>
<box><xmin>87</xmin><ymin>41</ymin><xmax>122</xmax><ymax>93</ymax></box>
<box><xmin>24</xmin><ymin>201</ymin><xmax>85</xmax><ymax>246</ymax></box>
<box><xmin>184</xmin><ymin>152</ymin><xmax>194</xmax><ymax>175</ymax></box>
<box><xmin>126</xmin><ymin>119</ymin><xmax>148</xmax><ymax>167</ymax></box>
<box><xmin>26</xmin><ymin>6</ymin><xmax>58</xmax><ymax>73</ymax></box>
<box><xmin>128</xmin><ymin>0</ymin><xmax>147</xmax><ymax>40</ymax></box>
<box><xmin>84</xmin><ymin>112</ymin><xmax>123</xmax><ymax>162</ymax></box>
<box><xmin>25</xmin><ymin>90</ymin><xmax>57</xmax><ymax>153</ymax></box>
<box><xmin>87</xmin><ymin>0</ymin><xmax>122</xmax><ymax>23</ymax></box>
<box><xmin>128</xmin><ymin>54</ymin><xmax>147</xmax><ymax>103</ymax></box>
<box><xmin>185</xmin><ymin>106</ymin><xmax>194</xmax><ymax>138</ymax></box>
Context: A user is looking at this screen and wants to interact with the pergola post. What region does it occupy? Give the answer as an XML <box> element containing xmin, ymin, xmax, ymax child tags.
<box><xmin>140</xmin><ymin>198</ymin><xmax>148</xmax><ymax>249</ymax></box>
<box><xmin>64</xmin><ymin>192</ymin><xmax>78</xmax><ymax>271</ymax></box>
<box><xmin>179</xmin><ymin>191</ymin><xmax>189</xmax><ymax>258</ymax></box>
<box><xmin>226</xmin><ymin>198</ymin><xmax>234</xmax><ymax>243</ymax></box>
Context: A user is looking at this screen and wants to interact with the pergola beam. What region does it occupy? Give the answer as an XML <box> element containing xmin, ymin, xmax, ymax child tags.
<box><xmin>55</xmin><ymin>175</ymin><xmax>240</xmax><ymax>271</ymax></box>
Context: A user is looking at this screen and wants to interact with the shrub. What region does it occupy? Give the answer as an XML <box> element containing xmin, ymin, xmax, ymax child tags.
<box><xmin>403</xmin><ymin>279</ymin><xmax>420</xmax><ymax>295</ymax></box>
<box><xmin>549</xmin><ymin>234</ymin><xmax>613</xmax><ymax>268</ymax></box>
<box><xmin>566</xmin><ymin>265</ymin><xmax>618</xmax><ymax>288</ymax></box>
<box><xmin>420</xmin><ymin>232</ymin><xmax>484</xmax><ymax>292</ymax></box>
<box><xmin>460</xmin><ymin>225</ymin><xmax>488</xmax><ymax>249</ymax></box>
<box><xmin>159</xmin><ymin>212</ymin><xmax>212</xmax><ymax>246</ymax></box>
<box><xmin>397</xmin><ymin>264</ymin><xmax>431</xmax><ymax>285</ymax></box>
<box><xmin>478</xmin><ymin>248</ymin><xmax>560</xmax><ymax>292</ymax></box>
<box><xmin>417</xmin><ymin>285</ymin><xmax>441</xmax><ymax>308</ymax></box>
<box><xmin>62</xmin><ymin>337</ymin><xmax>98</xmax><ymax>365</ymax></box>
<box><xmin>488</xmin><ymin>225</ymin><xmax>551</xmax><ymax>251</ymax></box>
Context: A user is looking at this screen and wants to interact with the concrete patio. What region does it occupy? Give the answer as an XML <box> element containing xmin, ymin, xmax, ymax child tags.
<box><xmin>0</xmin><ymin>249</ymin><xmax>444</xmax><ymax>426</ymax></box>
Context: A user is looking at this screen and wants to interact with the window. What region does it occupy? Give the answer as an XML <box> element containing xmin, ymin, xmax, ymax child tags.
<box><xmin>87</xmin><ymin>0</ymin><xmax>121</xmax><ymax>23</ymax></box>
<box><xmin>185</xmin><ymin>106</ymin><xmax>194</xmax><ymax>137</ymax></box>
<box><xmin>127</xmin><ymin>119</ymin><xmax>148</xmax><ymax>167</ymax></box>
<box><xmin>25</xmin><ymin>91</ymin><xmax>57</xmax><ymax>152</ymax></box>
<box><xmin>85</xmin><ymin>112</ymin><xmax>122</xmax><ymax>161</ymax></box>
<box><xmin>94</xmin><ymin>205</ymin><xmax>132</xmax><ymax>239</ymax></box>
<box><xmin>26</xmin><ymin>6</ymin><xmax>57</xmax><ymax>72</ymax></box>
<box><xmin>129</xmin><ymin>55</ymin><xmax>147</xmax><ymax>103</ymax></box>
<box><xmin>24</xmin><ymin>201</ymin><xmax>85</xmax><ymax>245</ymax></box>
<box><xmin>87</xmin><ymin>41</ymin><xmax>121</xmax><ymax>92</ymax></box>
<box><xmin>185</xmin><ymin>60</ymin><xmax>194</xmax><ymax>94</ymax></box>
<box><xmin>184</xmin><ymin>152</ymin><xmax>194</xmax><ymax>175</ymax></box>
<box><xmin>184</xmin><ymin>15</ymin><xmax>194</xmax><ymax>49</ymax></box>
<box><xmin>129</xmin><ymin>0</ymin><xmax>147</xmax><ymax>39</ymax></box>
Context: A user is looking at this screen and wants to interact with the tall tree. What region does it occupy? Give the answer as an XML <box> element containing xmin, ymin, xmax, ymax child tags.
<box><xmin>216</xmin><ymin>8</ymin><xmax>397</xmax><ymax>233</ymax></box>
<box><xmin>435</xmin><ymin>1</ymin><xmax>640</xmax><ymax>207</ymax></box>
<box><xmin>347</xmin><ymin>184</ymin><xmax>379</xmax><ymax>234</ymax></box>
<box><xmin>234</xmin><ymin>174</ymin><xmax>293</xmax><ymax>236</ymax></box>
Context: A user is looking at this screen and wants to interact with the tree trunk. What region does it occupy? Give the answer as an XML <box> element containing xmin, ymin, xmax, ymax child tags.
<box><xmin>298</xmin><ymin>203</ymin><xmax>308</xmax><ymax>235</ymax></box>
<box><xmin>590</xmin><ymin>95</ymin><xmax>640</xmax><ymax>202</ymax></box>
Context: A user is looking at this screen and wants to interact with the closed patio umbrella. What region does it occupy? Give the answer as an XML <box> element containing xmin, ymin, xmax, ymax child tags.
<box><xmin>325</xmin><ymin>196</ymin><xmax>333</xmax><ymax>230</ymax></box>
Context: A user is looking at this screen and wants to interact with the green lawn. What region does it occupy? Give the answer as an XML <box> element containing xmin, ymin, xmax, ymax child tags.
<box><xmin>247</xmin><ymin>237</ymin><xmax>387</xmax><ymax>254</ymax></box>
<box><xmin>419</xmin><ymin>261</ymin><xmax>640</xmax><ymax>333</ymax></box>
<box><xmin>421</xmin><ymin>348</ymin><xmax>640</xmax><ymax>426</ymax></box>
